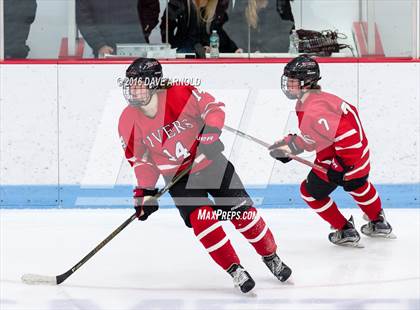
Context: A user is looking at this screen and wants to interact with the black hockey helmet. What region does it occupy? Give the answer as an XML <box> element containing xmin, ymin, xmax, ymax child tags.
<box><xmin>281</xmin><ymin>54</ymin><xmax>321</xmax><ymax>99</ymax></box>
<box><xmin>125</xmin><ymin>58</ymin><xmax>162</xmax><ymax>83</ymax></box>
<box><xmin>123</xmin><ymin>58</ymin><xmax>163</xmax><ymax>106</ymax></box>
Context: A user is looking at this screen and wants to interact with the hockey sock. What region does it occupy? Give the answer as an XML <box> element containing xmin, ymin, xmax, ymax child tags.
<box><xmin>190</xmin><ymin>206</ymin><xmax>240</xmax><ymax>270</ymax></box>
<box><xmin>300</xmin><ymin>181</ymin><xmax>347</xmax><ymax>229</ymax></box>
<box><xmin>230</xmin><ymin>206</ymin><xmax>277</xmax><ymax>257</ymax></box>
<box><xmin>349</xmin><ymin>182</ymin><xmax>382</xmax><ymax>221</ymax></box>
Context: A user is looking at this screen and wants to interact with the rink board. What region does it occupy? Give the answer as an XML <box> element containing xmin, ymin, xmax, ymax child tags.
<box><xmin>0</xmin><ymin>62</ymin><xmax>419</xmax><ymax>210</ymax></box>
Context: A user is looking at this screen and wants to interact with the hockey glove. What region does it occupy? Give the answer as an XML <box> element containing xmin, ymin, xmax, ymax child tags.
<box><xmin>197</xmin><ymin>126</ymin><xmax>224</xmax><ymax>159</ymax></box>
<box><xmin>327</xmin><ymin>157</ymin><xmax>346</xmax><ymax>186</ymax></box>
<box><xmin>133</xmin><ymin>187</ymin><xmax>159</xmax><ymax>221</ymax></box>
<box><xmin>268</xmin><ymin>134</ymin><xmax>303</xmax><ymax>163</ymax></box>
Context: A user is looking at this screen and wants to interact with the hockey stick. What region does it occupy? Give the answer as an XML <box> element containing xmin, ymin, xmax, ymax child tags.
<box><xmin>21</xmin><ymin>161</ymin><xmax>195</xmax><ymax>285</ymax></box>
<box><xmin>223</xmin><ymin>124</ymin><xmax>328</xmax><ymax>175</ymax></box>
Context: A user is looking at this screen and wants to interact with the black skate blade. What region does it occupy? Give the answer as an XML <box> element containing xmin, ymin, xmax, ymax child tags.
<box><xmin>383</xmin><ymin>232</ymin><xmax>397</xmax><ymax>239</ymax></box>
<box><xmin>362</xmin><ymin>231</ymin><xmax>397</xmax><ymax>239</ymax></box>
<box><xmin>335</xmin><ymin>240</ymin><xmax>364</xmax><ymax>248</ymax></box>
<box><xmin>233</xmin><ymin>278</ymin><xmax>256</xmax><ymax>295</ymax></box>
<box><xmin>240</xmin><ymin>281</ymin><xmax>255</xmax><ymax>294</ymax></box>
<box><xmin>283</xmin><ymin>275</ymin><xmax>295</xmax><ymax>285</ymax></box>
<box><xmin>244</xmin><ymin>291</ymin><xmax>258</xmax><ymax>297</ymax></box>
<box><xmin>233</xmin><ymin>286</ymin><xmax>257</xmax><ymax>297</ymax></box>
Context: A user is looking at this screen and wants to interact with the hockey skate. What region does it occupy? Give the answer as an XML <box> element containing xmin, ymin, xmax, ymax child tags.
<box><xmin>361</xmin><ymin>210</ymin><xmax>396</xmax><ymax>239</ymax></box>
<box><xmin>329</xmin><ymin>216</ymin><xmax>363</xmax><ymax>248</ymax></box>
<box><xmin>262</xmin><ymin>253</ymin><xmax>292</xmax><ymax>282</ymax></box>
<box><xmin>227</xmin><ymin>264</ymin><xmax>255</xmax><ymax>294</ymax></box>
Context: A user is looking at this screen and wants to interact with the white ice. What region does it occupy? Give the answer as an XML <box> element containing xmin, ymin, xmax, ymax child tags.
<box><xmin>1</xmin><ymin>209</ymin><xmax>419</xmax><ymax>310</ymax></box>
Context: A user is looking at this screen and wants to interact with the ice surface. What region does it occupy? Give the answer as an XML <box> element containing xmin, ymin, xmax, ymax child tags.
<box><xmin>1</xmin><ymin>209</ymin><xmax>419</xmax><ymax>310</ymax></box>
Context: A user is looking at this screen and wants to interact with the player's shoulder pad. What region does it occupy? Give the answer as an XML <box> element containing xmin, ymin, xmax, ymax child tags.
<box><xmin>305</xmin><ymin>97</ymin><xmax>330</xmax><ymax>115</ymax></box>
<box><xmin>167</xmin><ymin>83</ymin><xmax>198</xmax><ymax>104</ymax></box>
<box><xmin>309</xmin><ymin>91</ymin><xmax>343</xmax><ymax>112</ymax></box>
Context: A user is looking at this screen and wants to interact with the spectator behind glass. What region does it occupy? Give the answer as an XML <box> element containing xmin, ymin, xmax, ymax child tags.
<box><xmin>4</xmin><ymin>0</ymin><xmax>37</xmax><ymax>58</ymax></box>
<box><xmin>160</xmin><ymin>0</ymin><xmax>240</xmax><ymax>53</ymax></box>
<box><xmin>76</xmin><ymin>0</ymin><xmax>160</xmax><ymax>57</ymax></box>
<box><xmin>224</xmin><ymin>0</ymin><xmax>295</xmax><ymax>53</ymax></box>
<box><xmin>277</xmin><ymin>0</ymin><xmax>295</xmax><ymax>29</ymax></box>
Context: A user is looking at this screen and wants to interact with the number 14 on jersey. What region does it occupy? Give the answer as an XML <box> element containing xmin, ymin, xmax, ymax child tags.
<box><xmin>163</xmin><ymin>142</ymin><xmax>191</xmax><ymax>161</ymax></box>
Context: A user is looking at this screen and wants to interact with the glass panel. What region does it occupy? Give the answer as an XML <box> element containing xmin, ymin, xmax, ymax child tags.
<box><xmin>2</xmin><ymin>0</ymin><xmax>417</xmax><ymax>59</ymax></box>
<box><xmin>160</xmin><ymin>0</ymin><xmax>243</xmax><ymax>57</ymax></box>
<box><xmin>358</xmin><ymin>0</ymin><xmax>415</xmax><ymax>57</ymax></box>
<box><xmin>223</xmin><ymin>0</ymin><xmax>252</xmax><ymax>55</ymax></box>
<box><xmin>246</xmin><ymin>0</ymin><xmax>295</xmax><ymax>54</ymax></box>
<box><xmin>3</xmin><ymin>0</ymin><xmax>166</xmax><ymax>59</ymax></box>
<box><xmin>372</xmin><ymin>0</ymin><xmax>413</xmax><ymax>57</ymax></box>
<box><xmin>298</xmin><ymin>0</ymin><xmax>358</xmax><ymax>57</ymax></box>
<box><xmin>244</xmin><ymin>0</ymin><xmax>358</xmax><ymax>57</ymax></box>
<box><xmin>76</xmin><ymin>0</ymin><xmax>159</xmax><ymax>58</ymax></box>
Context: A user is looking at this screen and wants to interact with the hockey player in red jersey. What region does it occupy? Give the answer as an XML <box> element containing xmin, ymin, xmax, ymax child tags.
<box><xmin>118</xmin><ymin>58</ymin><xmax>291</xmax><ymax>293</ymax></box>
<box><xmin>269</xmin><ymin>55</ymin><xmax>393</xmax><ymax>247</ymax></box>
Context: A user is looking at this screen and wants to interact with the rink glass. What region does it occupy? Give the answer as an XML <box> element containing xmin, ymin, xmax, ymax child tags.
<box><xmin>0</xmin><ymin>0</ymin><xmax>418</xmax><ymax>59</ymax></box>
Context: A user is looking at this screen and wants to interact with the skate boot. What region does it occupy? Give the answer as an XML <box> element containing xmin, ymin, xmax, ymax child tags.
<box><xmin>262</xmin><ymin>253</ymin><xmax>292</xmax><ymax>282</ymax></box>
<box><xmin>227</xmin><ymin>264</ymin><xmax>255</xmax><ymax>293</ymax></box>
<box><xmin>361</xmin><ymin>209</ymin><xmax>395</xmax><ymax>239</ymax></box>
<box><xmin>329</xmin><ymin>216</ymin><xmax>362</xmax><ymax>247</ymax></box>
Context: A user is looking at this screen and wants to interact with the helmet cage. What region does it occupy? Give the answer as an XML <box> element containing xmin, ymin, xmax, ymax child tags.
<box><xmin>123</xmin><ymin>58</ymin><xmax>163</xmax><ymax>106</ymax></box>
<box><xmin>281</xmin><ymin>66</ymin><xmax>321</xmax><ymax>99</ymax></box>
<box><xmin>281</xmin><ymin>74</ymin><xmax>309</xmax><ymax>99</ymax></box>
<box><xmin>123</xmin><ymin>79</ymin><xmax>157</xmax><ymax>106</ymax></box>
<box><xmin>281</xmin><ymin>56</ymin><xmax>321</xmax><ymax>100</ymax></box>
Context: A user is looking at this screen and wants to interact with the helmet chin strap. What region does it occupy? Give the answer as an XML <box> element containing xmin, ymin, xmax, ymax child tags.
<box><xmin>296</xmin><ymin>80</ymin><xmax>316</xmax><ymax>100</ymax></box>
<box><xmin>128</xmin><ymin>94</ymin><xmax>150</xmax><ymax>106</ymax></box>
<box><xmin>297</xmin><ymin>88</ymin><xmax>310</xmax><ymax>100</ymax></box>
<box><xmin>284</xmin><ymin>92</ymin><xmax>299</xmax><ymax>100</ymax></box>
<box><xmin>296</xmin><ymin>89</ymin><xmax>304</xmax><ymax>100</ymax></box>
<box><xmin>129</xmin><ymin>99</ymin><xmax>148</xmax><ymax>106</ymax></box>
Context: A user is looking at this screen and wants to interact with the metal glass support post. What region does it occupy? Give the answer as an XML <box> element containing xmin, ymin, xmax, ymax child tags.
<box><xmin>68</xmin><ymin>0</ymin><xmax>76</xmax><ymax>56</ymax></box>
<box><xmin>367</xmin><ymin>0</ymin><xmax>375</xmax><ymax>55</ymax></box>
<box><xmin>413</xmin><ymin>0</ymin><xmax>420</xmax><ymax>58</ymax></box>
<box><xmin>0</xmin><ymin>0</ymin><xmax>4</xmax><ymax>60</ymax></box>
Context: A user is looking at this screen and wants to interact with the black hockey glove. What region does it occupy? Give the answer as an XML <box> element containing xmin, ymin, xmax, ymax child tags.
<box><xmin>268</xmin><ymin>134</ymin><xmax>303</xmax><ymax>163</ymax></box>
<box><xmin>133</xmin><ymin>187</ymin><xmax>159</xmax><ymax>221</ymax></box>
<box><xmin>197</xmin><ymin>126</ymin><xmax>224</xmax><ymax>159</ymax></box>
<box><xmin>327</xmin><ymin>157</ymin><xmax>352</xmax><ymax>186</ymax></box>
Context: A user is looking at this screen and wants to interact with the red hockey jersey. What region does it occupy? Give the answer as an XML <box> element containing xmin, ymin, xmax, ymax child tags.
<box><xmin>118</xmin><ymin>84</ymin><xmax>225</xmax><ymax>188</ymax></box>
<box><xmin>293</xmin><ymin>91</ymin><xmax>370</xmax><ymax>181</ymax></box>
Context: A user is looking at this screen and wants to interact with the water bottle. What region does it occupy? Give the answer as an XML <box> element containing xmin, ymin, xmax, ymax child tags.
<box><xmin>209</xmin><ymin>30</ymin><xmax>220</xmax><ymax>58</ymax></box>
<box><xmin>289</xmin><ymin>30</ymin><xmax>299</xmax><ymax>54</ymax></box>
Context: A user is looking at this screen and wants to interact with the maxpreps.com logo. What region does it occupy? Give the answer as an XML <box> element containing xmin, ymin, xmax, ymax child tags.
<box><xmin>197</xmin><ymin>209</ymin><xmax>257</xmax><ymax>221</ymax></box>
